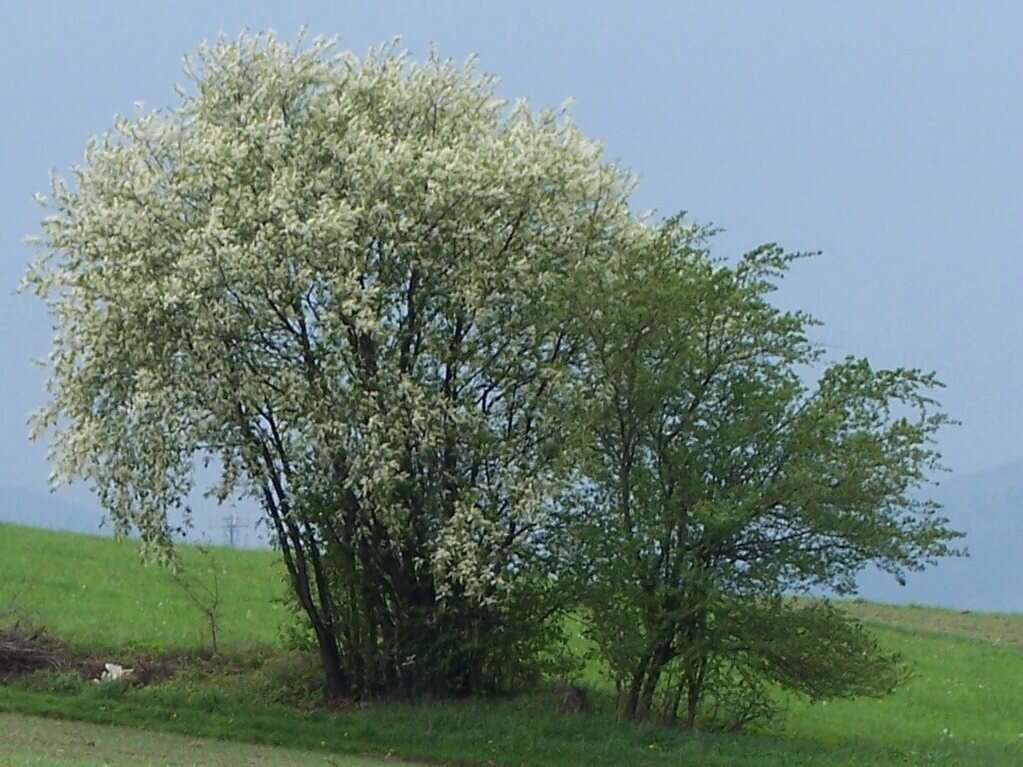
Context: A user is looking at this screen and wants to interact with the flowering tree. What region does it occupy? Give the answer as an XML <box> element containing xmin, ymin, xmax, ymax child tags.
<box><xmin>25</xmin><ymin>33</ymin><xmax>635</xmax><ymax>697</ymax></box>
<box><xmin>563</xmin><ymin>219</ymin><xmax>960</xmax><ymax>728</ymax></box>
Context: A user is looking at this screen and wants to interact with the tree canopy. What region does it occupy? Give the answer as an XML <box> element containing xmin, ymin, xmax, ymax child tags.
<box><xmin>26</xmin><ymin>33</ymin><xmax>635</xmax><ymax>697</ymax></box>
<box><xmin>26</xmin><ymin>32</ymin><xmax>958</xmax><ymax>718</ymax></box>
<box><xmin>561</xmin><ymin>220</ymin><xmax>959</xmax><ymax>726</ymax></box>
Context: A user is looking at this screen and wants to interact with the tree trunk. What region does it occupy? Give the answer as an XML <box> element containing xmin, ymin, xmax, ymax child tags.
<box><xmin>622</xmin><ymin>649</ymin><xmax>652</xmax><ymax>719</ymax></box>
<box><xmin>208</xmin><ymin>613</ymin><xmax>219</xmax><ymax>656</ymax></box>
<box><xmin>263</xmin><ymin>489</ymin><xmax>348</xmax><ymax>700</ymax></box>
<box><xmin>682</xmin><ymin>653</ymin><xmax>706</xmax><ymax>730</ymax></box>
<box><xmin>685</xmin><ymin>683</ymin><xmax>700</xmax><ymax>730</ymax></box>
<box><xmin>316</xmin><ymin>625</ymin><xmax>346</xmax><ymax>700</ymax></box>
<box><xmin>638</xmin><ymin>642</ymin><xmax>671</xmax><ymax>718</ymax></box>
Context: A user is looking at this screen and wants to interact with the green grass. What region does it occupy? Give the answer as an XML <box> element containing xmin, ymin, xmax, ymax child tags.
<box><xmin>785</xmin><ymin>625</ymin><xmax>1023</xmax><ymax>759</ymax></box>
<box><xmin>843</xmin><ymin>599</ymin><xmax>1023</xmax><ymax>649</ymax></box>
<box><xmin>0</xmin><ymin>712</ymin><xmax>392</xmax><ymax>766</ymax></box>
<box><xmin>0</xmin><ymin>523</ymin><xmax>284</xmax><ymax>652</ymax></box>
<box><xmin>2</xmin><ymin>523</ymin><xmax>1022</xmax><ymax>766</ymax></box>
<box><xmin>6</xmin><ymin>678</ymin><xmax>998</xmax><ymax>767</ymax></box>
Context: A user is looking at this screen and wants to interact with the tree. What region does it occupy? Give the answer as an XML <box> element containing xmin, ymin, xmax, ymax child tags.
<box><xmin>563</xmin><ymin>219</ymin><xmax>959</xmax><ymax>728</ymax></box>
<box><xmin>25</xmin><ymin>33</ymin><xmax>636</xmax><ymax>698</ymax></box>
<box><xmin>168</xmin><ymin>546</ymin><xmax>224</xmax><ymax>655</ymax></box>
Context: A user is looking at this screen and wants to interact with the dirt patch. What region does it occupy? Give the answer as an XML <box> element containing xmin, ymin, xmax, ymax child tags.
<box><xmin>123</xmin><ymin>656</ymin><xmax>178</xmax><ymax>686</ymax></box>
<box><xmin>0</xmin><ymin>626</ymin><xmax>177</xmax><ymax>686</ymax></box>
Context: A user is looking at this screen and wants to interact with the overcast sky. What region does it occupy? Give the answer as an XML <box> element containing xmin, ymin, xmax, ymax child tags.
<box><xmin>2</xmin><ymin>2</ymin><xmax>1020</xmax><ymax>528</ymax></box>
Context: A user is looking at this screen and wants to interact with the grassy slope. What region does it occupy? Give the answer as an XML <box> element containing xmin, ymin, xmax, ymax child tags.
<box><xmin>1</xmin><ymin>523</ymin><xmax>1021</xmax><ymax>766</ymax></box>
<box><xmin>0</xmin><ymin>523</ymin><xmax>284</xmax><ymax>651</ymax></box>
<box><xmin>0</xmin><ymin>712</ymin><xmax>394</xmax><ymax>766</ymax></box>
<box><xmin>843</xmin><ymin>600</ymin><xmax>1023</xmax><ymax>649</ymax></box>
<box><xmin>786</xmin><ymin>627</ymin><xmax>1020</xmax><ymax>756</ymax></box>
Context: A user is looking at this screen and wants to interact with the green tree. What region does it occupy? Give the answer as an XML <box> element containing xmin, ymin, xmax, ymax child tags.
<box><xmin>564</xmin><ymin>219</ymin><xmax>960</xmax><ymax>728</ymax></box>
<box><xmin>25</xmin><ymin>33</ymin><xmax>636</xmax><ymax>698</ymax></box>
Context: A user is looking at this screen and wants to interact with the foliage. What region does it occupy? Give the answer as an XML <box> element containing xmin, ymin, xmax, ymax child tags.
<box><xmin>563</xmin><ymin>218</ymin><xmax>960</xmax><ymax>727</ymax></box>
<box><xmin>25</xmin><ymin>32</ymin><xmax>636</xmax><ymax>698</ymax></box>
<box><xmin>24</xmin><ymin>26</ymin><xmax>962</xmax><ymax>718</ymax></box>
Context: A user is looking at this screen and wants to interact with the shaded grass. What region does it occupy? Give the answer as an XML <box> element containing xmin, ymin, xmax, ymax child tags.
<box><xmin>0</xmin><ymin>682</ymin><xmax>968</xmax><ymax>767</ymax></box>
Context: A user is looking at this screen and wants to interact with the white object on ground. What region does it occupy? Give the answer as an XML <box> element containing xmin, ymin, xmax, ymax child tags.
<box><xmin>93</xmin><ymin>663</ymin><xmax>134</xmax><ymax>683</ymax></box>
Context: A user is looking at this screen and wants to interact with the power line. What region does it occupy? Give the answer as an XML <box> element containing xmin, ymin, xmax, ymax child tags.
<box><xmin>223</xmin><ymin>513</ymin><xmax>240</xmax><ymax>547</ymax></box>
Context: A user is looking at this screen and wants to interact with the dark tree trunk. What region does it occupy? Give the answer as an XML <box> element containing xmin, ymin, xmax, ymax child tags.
<box><xmin>682</xmin><ymin>653</ymin><xmax>706</xmax><ymax>729</ymax></box>
<box><xmin>317</xmin><ymin>625</ymin><xmax>346</xmax><ymax>700</ymax></box>
<box><xmin>261</xmin><ymin>483</ymin><xmax>348</xmax><ymax>701</ymax></box>
<box><xmin>638</xmin><ymin>642</ymin><xmax>672</xmax><ymax>718</ymax></box>
<box><xmin>685</xmin><ymin>683</ymin><xmax>700</xmax><ymax>730</ymax></box>
<box><xmin>622</xmin><ymin>649</ymin><xmax>652</xmax><ymax>719</ymax></box>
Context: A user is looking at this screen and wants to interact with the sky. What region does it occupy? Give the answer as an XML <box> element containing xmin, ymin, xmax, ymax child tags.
<box><xmin>1</xmin><ymin>2</ymin><xmax>1021</xmax><ymax>536</ymax></box>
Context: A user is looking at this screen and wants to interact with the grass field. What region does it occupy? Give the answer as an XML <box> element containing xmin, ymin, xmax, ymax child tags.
<box><xmin>0</xmin><ymin>713</ymin><xmax>395</xmax><ymax>766</ymax></box>
<box><xmin>1</xmin><ymin>523</ymin><xmax>1020</xmax><ymax>766</ymax></box>
<box><xmin>0</xmin><ymin>524</ymin><xmax>283</xmax><ymax>652</ymax></box>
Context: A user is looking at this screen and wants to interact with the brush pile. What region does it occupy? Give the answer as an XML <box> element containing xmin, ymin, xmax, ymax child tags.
<box><xmin>0</xmin><ymin>625</ymin><xmax>67</xmax><ymax>677</ymax></box>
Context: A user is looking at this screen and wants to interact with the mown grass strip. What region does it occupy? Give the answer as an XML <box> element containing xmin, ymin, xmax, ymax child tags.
<box><xmin>0</xmin><ymin>711</ymin><xmax>393</xmax><ymax>766</ymax></box>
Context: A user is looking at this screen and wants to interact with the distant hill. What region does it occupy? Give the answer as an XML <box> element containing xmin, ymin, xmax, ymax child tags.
<box><xmin>857</xmin><ymin>458</ymin><xmax>1022</xmax><ymax>612</ymax></box>
<box><xmin>0</xmin><ymin>484</ymin><xmax>265</xmax><ymax>547</ymax></box>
